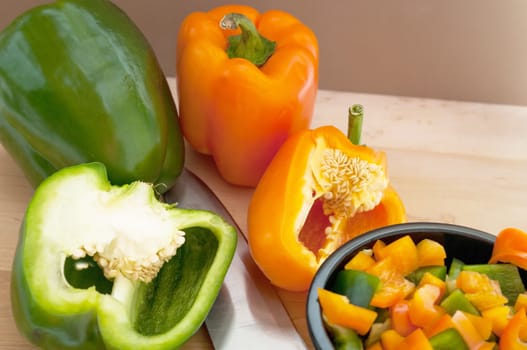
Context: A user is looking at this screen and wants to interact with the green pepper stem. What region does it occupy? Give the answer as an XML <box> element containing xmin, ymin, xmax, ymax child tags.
<box><xmin>347</xmin><ymin>104</ymin><xmax>364</xmax><ymax>145</ymax></box>
<box><xmin>220</xmin><ymin>13</ymin><xmax>276</xmax><ymax>67</ymax></box>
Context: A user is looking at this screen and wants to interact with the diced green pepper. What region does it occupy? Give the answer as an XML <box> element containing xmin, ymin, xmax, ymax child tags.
<box><xmin>364</xmin><ymin>319</ymin><xmax>390</xmax><ymax>348</ymax></box>
<box><xmin>331</xmin><ymin>269</ymin><xmax>380</xmax><ymax>308</ymax></box>
<box><xmin>463</xmin><ymin>264</ymin><xmax>526</xmax><ymax>305</ymax></box>
<box><xmin>429</xmin><ymin>328</ymin><xmax>469</xmax><ymax>350</ymax></box>
<box><xmin>407</xmin><ymin>265</ymin><xmax>447</xmax><ymax>285</ymax></box>
<box><xmin>440</xmin><ymin>289</ymin><xmax>480</xmax><ymax>316</ymax></box>
<box><xmin>446</xmin><ymin>258</ymin><xmax>465</xmax><ymax>293</ymax></box>
<box><xmin>448</xmin><ymin>258</ymin><xmax>465</xmax><ymax>280</ymax></box>
<box><xmin>374</xmin><ymin>307</ymin><xmax>391</xmax><ymax>324</ymax></box>
<box><xmin>326</xmin><ymin>323</ymin><xmax>364</xmax><ymax>350</ymax></box>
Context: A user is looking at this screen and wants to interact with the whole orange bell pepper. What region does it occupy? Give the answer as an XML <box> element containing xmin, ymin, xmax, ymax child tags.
<box><xmin>176</xmin><ymin>5</ymin><xmax>318</xmax><ymax>187</ymax></box>
<box><xmin>247</xmin><ymin>120</ymin><xmax>406</xmax><ymax>291</ymax></box>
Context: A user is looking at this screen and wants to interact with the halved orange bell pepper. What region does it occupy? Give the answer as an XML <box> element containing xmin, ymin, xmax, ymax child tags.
<box><xmin>248</xmin><ymin>123</ymin><xmax>406</xmax><ymax>291</ymax></box>
<box><xmin>176</xmin><ymin>5</ymin><xmax>318</xmax><ymax>187</ymax></box>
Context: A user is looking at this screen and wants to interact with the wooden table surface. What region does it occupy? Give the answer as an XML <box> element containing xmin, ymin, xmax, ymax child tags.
<box><xmin>1</xmin><ymin>78</ymin><xmax>526</xmax><ymax>349</ymax></box>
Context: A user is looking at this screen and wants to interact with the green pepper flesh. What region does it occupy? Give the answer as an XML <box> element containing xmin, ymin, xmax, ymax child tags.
<box><xmin>331</xmin><ymin>269</ymin><xmax>380</xmax><ymax>308</ymax></box>
<box><xmin>440</xmin><ymin>289</ymin><xmax>480</xmax><ymax>316</ymax></box>
<box><xmin>429</xmin><ymin>328</ymin><xmax>469</xmax><ymax>350</ymax></box>
<box><xmin>11</xmin><ymin>162</ymin><xmax>237</xmax><ymax>350</ymax></box>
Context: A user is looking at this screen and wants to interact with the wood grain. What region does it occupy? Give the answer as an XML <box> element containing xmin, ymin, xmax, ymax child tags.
<box><xmin>0</xmin><ymin>78</ymin><xmax>525</xmax><ymax>349</ymax></box>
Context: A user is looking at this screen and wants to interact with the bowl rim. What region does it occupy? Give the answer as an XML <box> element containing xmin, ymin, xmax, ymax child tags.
<box><xmin>305</xmin><ymin>222</ymin><xmax>496</xmax><ymax>350</ymax></box>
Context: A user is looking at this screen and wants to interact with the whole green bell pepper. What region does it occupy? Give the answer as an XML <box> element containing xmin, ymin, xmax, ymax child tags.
<box><xmin>11</xmin><ymin>162</ymin><xmax>237</xmax><ymax>349</ymax></box>
<box><xmin>0</xmin><ymin>0</ymin><xmax>184</xmax><ymax>192</ymax></box>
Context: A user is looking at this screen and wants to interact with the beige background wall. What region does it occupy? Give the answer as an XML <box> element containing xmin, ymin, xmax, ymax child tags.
<box><xmin>1</xmin><ymin>0</ymin><xmax>526</xmax><ymax>105</ymax></box>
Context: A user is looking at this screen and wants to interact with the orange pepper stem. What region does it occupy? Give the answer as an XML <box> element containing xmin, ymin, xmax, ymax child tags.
<box><xmin>348</xmin><ymin>104</ymin><xmax>364</xmax><ymax>145</ymax></box>
<box><xmin>220</xmin><ymin>13</ymin><xmax>276</xmax><ymax>66</ymax></box>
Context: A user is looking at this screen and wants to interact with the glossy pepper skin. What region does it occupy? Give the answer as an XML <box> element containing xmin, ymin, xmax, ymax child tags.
<box><xmin>11</xmin><ymin>162</ymin><xmax>237</xmax><ymax>350</ymax></box>
<box><xmin>248</xmin><ymin>125</ymin><xmax>406</xmax><ymax>291</ymax></box>
<box><xmin>0</xmin><ymin>0</ymin><xmax>184</xmax><ymax>192</ymax></box>
<box><xmin>176</xmin><ymin>5</ymin><xmax>318</xmax><ymax>187</ymax></box>
<box><xmin>490</xmin><ymin>228</ymin><xmax>527</xmax><ymax>269</ymax></box>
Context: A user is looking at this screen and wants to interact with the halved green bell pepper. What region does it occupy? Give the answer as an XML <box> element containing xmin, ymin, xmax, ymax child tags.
<box><xmin>11</xmin><ymin>162</ymin><xmax>237</xmax><ymax>349</ymax></box>
<box><xmin>0</xmin><ymin>0</ymin><xmax>184</xmax><ymax>192</ymax></box>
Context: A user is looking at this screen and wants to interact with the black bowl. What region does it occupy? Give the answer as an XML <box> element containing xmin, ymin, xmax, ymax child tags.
<box><xmin>306</xmin><ymin>222</ymin><xmax>499</xmax><ymax>350</ymax></box>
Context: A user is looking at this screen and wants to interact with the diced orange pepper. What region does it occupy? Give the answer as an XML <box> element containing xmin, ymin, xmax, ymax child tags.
<box><xmin>426</xmin><ymin>313</ymin><xmax>455</xmax><ymax>338</ymax></box>
<box><xmin>370</xmin><ymin>289</ymin><xmax>407</xmax><ymax>310</ymax></box>
<box><xmin>381</xmin><ymin>329</ymin><xmax>404</xmax><ymax>350</ymax></box>
<box><xmin>368</xmin><ymin>256</ymin><xmax>415</xmax><ymax>308</ymax></box>
<box><xmin>477</xmin><ymin>342</ymin><xmax>497</xmax><ymax>350</ymax></box>
<box><xmin>481</xmin><ymin>305</ymin><xmax>512</xmax><ymax>337</ymax></box>
<box><xmin>391</xmin><ymin>300</ymin><xmax>417</xmax><ymax>337</ymax></box>
<box><xmin>395</xmin><ymin>328</ymin><xmax>433</xmax><ymax>350</ymax></box>
<box><xmin>457</xmin><ymin>270</ymin><xmax>507</xmax><ymax>311</ymax></box>
<box><xmin>457</xmin><ymin>270</ymin><xmax>491</xmax><ymax>294</ymax></box>
<box><xmin>464</xmin><ymin>312</ymin><xmax>493</xmax><ymax>340</ymax></box>
<box><xmin>489</xmin><ymin>228</ymin><xmax>527</xmax><ymax>269</ymax></box>
<box><xmin>381</xmin><ymin>235</ymin><xmax>419</xmax><ymax>276</ymax></box>
<box><xmin>418</xmin><ymin>272</ymin><xmax>447</xmax><ymax>299</ymax></box>
<box><xmin>466</xmin><ymin>292</ymin><xmax>507</xmax><ymax>312</ymax></box>
<box><xmin>317</xmin><ymin>288</ymin><xmax>378</xmax><ymax>335</ymax></box>
<box><xmin>451</xmin><ymin>310</ymin><xmax>490</xmax><ymax>349</ymax></box>
<box><xmin>466</xmin><ymin>291</ymin><xmax>508</xmax><ymax>313</ymax></box>
<box><xmin>515</xmin><ymin>293</ymin><xmax>527</xmax><ymax>312</ymax></box>
<box><xmin>499</xmin><ymin>307</ymin><xmax>527</xmax><ymax>349</ymax></box>
<box><xmin>372</xmin><ymin>239</ymin><xmax>387</xmax><ymax>261</ymax></box>
<box><xmin>366</xmin><ymin>342</ymin><xmax>384</xmax><ymax>350</ymax></box>
<box><xmin>344</xmin><ymin>250</ymin><xmax>375</xmax><ymax>271</ymax></box>
<box><xmin>416</xmin><ymin>238</ymin><xmax>447</xmax><ymax>267</ymax></box>
<box><xmin>408</xmin><ymin>284</ymin><xmax>445</xmax><ymax>328</ymax></box>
